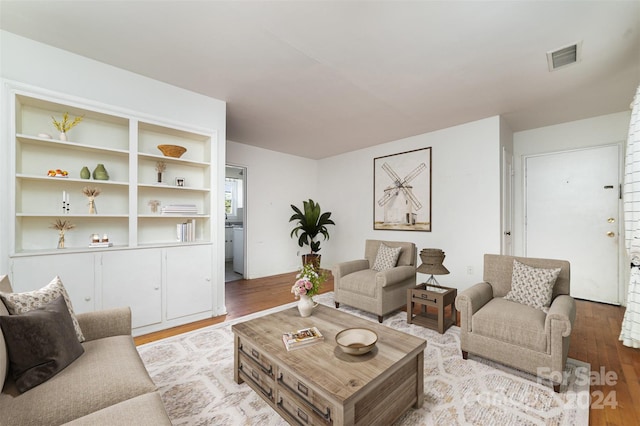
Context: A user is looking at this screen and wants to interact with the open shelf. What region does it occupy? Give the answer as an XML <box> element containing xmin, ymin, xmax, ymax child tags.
<box><xmin>11</xmin><ymin>90</ymin><xmax>214</xmax><ymax>254</ymax></box>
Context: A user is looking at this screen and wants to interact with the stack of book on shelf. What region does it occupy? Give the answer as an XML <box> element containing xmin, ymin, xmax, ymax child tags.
<box><xmin>282</xmin><ymin>326</ymin><xmax>324</xmax><ymax>351</ymax></box>
<box><xmin>177</xmin><ymin>219</ymin><xmax>196</xmax><ymax>242</ymax></box>
<box><xmin>89</xmin><ymin>242</ymin><xmax>113</xmax><ymax>248</ymax></box>
<box><xmin>161</xmin><ymin>204</ymin><xmax>198</xmax><ymax>215</ymax></box>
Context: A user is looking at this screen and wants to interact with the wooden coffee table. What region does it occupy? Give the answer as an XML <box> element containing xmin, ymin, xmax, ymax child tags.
<box><xmin>232</xmin><ymin>304</ymin><xmax>426</xmax><ymax>426</ymax></box>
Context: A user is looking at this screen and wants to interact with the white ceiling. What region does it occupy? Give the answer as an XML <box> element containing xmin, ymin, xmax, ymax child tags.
<box><xmin>1</xmin><ymin>1</ymin><xmax>639</xmax><ymax>159</ymax></box>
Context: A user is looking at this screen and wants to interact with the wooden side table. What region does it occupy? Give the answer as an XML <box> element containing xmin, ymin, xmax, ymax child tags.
<box><xmin>407</xmin><ymin>283</ymin><xmax>457</xmax><ymax>333</ymax></box>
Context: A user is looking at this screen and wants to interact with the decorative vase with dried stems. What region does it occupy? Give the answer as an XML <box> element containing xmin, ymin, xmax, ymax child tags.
<box><xmin>155</xmin><ymin>161</ymin><xmax>166</xmax><ymax>184</ymax></box>
<box><xmin>82</xmin><ymin>186</ymin><xmax>101</xmax><ymax>214</ymax></box>
<box><xmin>50</xmin><ymin>219</ymin><xmax>75</xmax><ymax>249</ymax></box>
<box><xmin>51</xmin><ymin>112</ymin><xmax>83</xmax><ymax>141</ymax></box>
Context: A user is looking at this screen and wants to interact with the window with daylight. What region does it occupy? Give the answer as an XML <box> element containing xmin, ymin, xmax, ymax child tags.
<box><xmin>225</xmin><ymin>178</ymin><xmax>243</xmax><ymax>217</ymax></box>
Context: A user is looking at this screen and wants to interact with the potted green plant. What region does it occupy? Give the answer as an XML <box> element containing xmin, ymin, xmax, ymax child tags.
<box><xmin>289</xmin><ymin>199</ymin><xmax>335</xmax><ymax>267</ymax></box>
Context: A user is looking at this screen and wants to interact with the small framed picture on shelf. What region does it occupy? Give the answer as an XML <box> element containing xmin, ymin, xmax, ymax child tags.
<box><xmin>175</xmin><ymin>177</ymin><xmax>185</xmax><ymax>187</ymax></box>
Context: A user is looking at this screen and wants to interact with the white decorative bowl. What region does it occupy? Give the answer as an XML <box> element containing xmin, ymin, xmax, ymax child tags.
<box><xmin>335</xmin><ymin>328</ymin><xmax>378</xmax><ymax>355</ymax></box>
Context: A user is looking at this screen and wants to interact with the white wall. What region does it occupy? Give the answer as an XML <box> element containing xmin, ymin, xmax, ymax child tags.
<box><xmin>226</xmin><ymin>140</ymin><xmax>319</xmax><ymax>278</ymax></box>
<box><xmin>0</xmin><ymin>31</ymin><xmax>227</xmax><ymax>311</ymax></box>
<box><xmin>512</xmin><ymin>111</ymin><xmax>631</xmax><ymax>255</ymax></box>
<box><xmin>227</xmin><ymin>117</ymin><xmax>503</xmax><ymax>290</ymax></box>
<box><xmin>318</xmin><ymin>116</ymin><xmax>503</xmax><ymax>291</ymax></box>
<box><xmin>0</xmin><ymin>32</ymin><xmax>225</xmax><ymax>130</ymax></box>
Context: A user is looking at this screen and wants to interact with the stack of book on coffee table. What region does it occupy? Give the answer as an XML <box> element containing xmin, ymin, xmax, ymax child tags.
<box><xmin>282</xmin><ymin>326</ymin><xmax>324</xmax><ymax>351</ymax></box>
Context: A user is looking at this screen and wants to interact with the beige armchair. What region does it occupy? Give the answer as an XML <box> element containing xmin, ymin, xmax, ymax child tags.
<box><xmin>455</xmin><ymin>254</ymin><xmax>576</xmax><ymax>392</ymax></box>
<box><xmin>333</xmin><ymin>240</ymin><xmax>417</xmax><ymax>323</ymax></box>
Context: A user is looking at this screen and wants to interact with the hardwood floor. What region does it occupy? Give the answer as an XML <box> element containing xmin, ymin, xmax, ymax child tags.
<box><xmin>134</xmin><ymin>274</ymin><xmax>638</xmax><ymax>425</ymax></box>
<box><xmin>133</xmin><ymin>271</ymin><xmax>334</xmax><ymax>346</ymax></box>
<box><xmin>568</xmin><ymin>299</ymin><xmax>640</xmax><ymax>425</ymax></box>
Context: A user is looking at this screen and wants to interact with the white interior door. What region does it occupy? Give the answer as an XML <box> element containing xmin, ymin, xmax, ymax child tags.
<box><xmin>502</xmin><ymin>147</ymin><xmax>514</xmax><ymax>255</ymax></box>
<box><xmin>525</xmin><ymin>145</ymin><xmax>620</xmax><ymax>304</ymax></box>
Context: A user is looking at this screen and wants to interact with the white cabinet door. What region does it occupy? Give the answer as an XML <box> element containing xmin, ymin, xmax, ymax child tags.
<box><xmin>165</xmin><ymin>245</ymin><xmax>213</xmax><ymax>320</ymax></box>
<box><xmin>10</xmin><ymin>253</ymin><xmax>96</xmax><ymax>314</ymax></box>
<box><xmin>101</xmin><ymin>249</ymin><xmax>162</xmax><ymax>328</ymax></box>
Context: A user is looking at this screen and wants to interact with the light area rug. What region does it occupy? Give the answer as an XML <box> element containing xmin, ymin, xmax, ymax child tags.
<box><xmin>138</xmin><ymin>292</ymin><xmax>590</xmax><ymax>425</ymax></box>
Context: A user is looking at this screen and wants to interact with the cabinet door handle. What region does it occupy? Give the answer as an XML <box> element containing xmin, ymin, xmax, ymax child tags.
<box><xmin>238</xmin><ymin>344</ymin><xmax>273</xmax><ymax>376</ymax></box>
<box><xmin>238</xmin><ymin>363</ymin><xmax>273</xmax><ymax>400</ymax></box>
<box><xmin>277</xmin><ymin>398</ymin><xmax>311</xmax><ymax>425</ymax></box>
<box><xmin>297</xmin><ymin>382</ymin><xmax>308</xmax><ymax>396</ymax></box>
<box><xmin>277</xmin><ymin>373</ymin><xmax>331</xmax><ymax>421</ymax></box>
<box><xmin>297</xmin><ymin>408</ymin><xmax>309</xmax><ymax>423</ymax></box>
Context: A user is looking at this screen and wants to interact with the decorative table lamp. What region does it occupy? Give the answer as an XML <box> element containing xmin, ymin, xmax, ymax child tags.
<box><xmin>416</xmin><ymin>248</ymin><xmax>450</xmax><ymax>285</ymax></box>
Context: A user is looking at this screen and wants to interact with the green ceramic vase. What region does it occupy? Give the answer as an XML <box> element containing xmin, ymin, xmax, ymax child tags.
<box><xmin>93</xmin><ymin>163</ymin><xmax>109</xmax><ymax>180</ymax></box>
<box><xmin>80</xmin><ymin>166</ymin><xmax>90</xmax><ymax>179</ymax></box>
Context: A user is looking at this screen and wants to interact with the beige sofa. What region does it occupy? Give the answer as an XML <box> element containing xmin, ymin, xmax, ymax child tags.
<box><xmin>333</xmin><ymin>239</ymin><xmax>417</xmax><ymax>322</ymax></box>
<box><xmin>455</xmin><ymin>254</ymin><xmax>576</xmax><ymax>392</ymax></box>
<box><xmin>0</xmin><ymin>275</ymin><xmax>171</xmax><ymax>426</ymax></box>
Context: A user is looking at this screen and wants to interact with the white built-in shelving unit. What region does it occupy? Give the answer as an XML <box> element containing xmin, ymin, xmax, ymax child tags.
<box><xmin>7</xmin><ymin>85</ymin><xmax>219</xmax><ymax>335</ymax></box>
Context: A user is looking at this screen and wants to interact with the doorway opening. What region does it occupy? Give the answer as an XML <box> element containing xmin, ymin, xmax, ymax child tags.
<box><xmin>225</xmin><ymin>165</ymin><xmax>246</xmax><ymax>282</ymax></box>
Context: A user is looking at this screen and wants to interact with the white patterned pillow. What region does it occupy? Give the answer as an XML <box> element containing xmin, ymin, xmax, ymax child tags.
<box><xmin>372</xmin><ymin>244</ymin><xmax>402</xmax><ymax>271</ymax></box>
<box><xmin>504</xmin><ymin>260</ymin><xmax>561</xmax><ymax>312</ymax></box>
<box><xmin>0</xmin><ymin>276</ymin><xmax>85</xmax><ymax>342</ymax></box>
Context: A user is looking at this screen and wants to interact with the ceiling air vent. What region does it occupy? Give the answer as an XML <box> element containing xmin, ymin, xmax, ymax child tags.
<box><xmin>547</xmin><ymin>41</ymin><xmax>582</xmax><ymax>71</ymax></box>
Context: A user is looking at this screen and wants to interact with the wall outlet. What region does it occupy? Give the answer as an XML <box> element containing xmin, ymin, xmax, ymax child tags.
<box><xmin>466</xmin><ymin>266</ymin><xmax>474</xmax><ymax>275</ymax></box>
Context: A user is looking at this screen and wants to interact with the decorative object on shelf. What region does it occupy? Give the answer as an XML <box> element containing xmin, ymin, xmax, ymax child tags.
<box><xmin>148</xmin><ymin>199</ymin><xmax>161</xmax><ymax>214</ymax></box>
<box><xmin>47</xmin><ymin>169</ymin><xmax>68</xmax><ymax>177</ymax></box>
<box><xmin>92</xmin><ymin>163</ymin><xmax>109</xmax><ymax>180</ymax></box>
<box><xmin>416</xmin><ymin>248</ymin><xmax>450</xmax><ymax>285</ymax></box>
<box><xmin>155</xmin><ymin>161</ymin><xmax>166</xmax><ymax>184</ymax></box>
<box><xmin>157</xmin><ymin>144</ymin><xmax>187</xmax><ymax>158</ymax></box>
<box><xmin>62</xmin><ymin>191</ymin><xmax>70</xmax><ymax>214</ymax></box>
<box><xmin>82</xmin><ymin>186</ymin><xmax>101</xmax><ymax>214</ymax></box>
<box><xmin>37</xmin><ymin>133</ymin><xmax>52</xmax><ymax>139</ymax></box>
<box><xmin>291</xmin><ymin>262</ymin><xmax>326</xmax><ymax>317</ymax></box>
<box><xmin>51</xmin><ymin>112</ymin><xmax>83</xmax><ymax>141</ymax></box>
<box><xmin>80</xmin><ymin>166</ymin><xmax>90</xmax><ymax>179</ymax></box>
<box><xmin>88</xmin><ymin>233</ymin><xmax>112</xmax><ymax>247</ymax></box>
<box><xmin>175</xmin><ymin>177</ymin><xmax>185</xmax><ymax>187</ymax></box>
<box><xmin>50</xmin><ymin>219</ymin><xmax>75</xmax><ymax>249</ymax></box>
<box><xmin>289</xmin><ymin>199</ymin><xmax>335</xmax><ymax>268</ymax></box>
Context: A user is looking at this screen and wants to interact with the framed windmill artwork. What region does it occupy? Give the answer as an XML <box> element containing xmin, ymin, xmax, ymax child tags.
<box><xmin>374</xmin><ymin>147</ymin><xmax>432</xmax><ymax>231</ymax></box>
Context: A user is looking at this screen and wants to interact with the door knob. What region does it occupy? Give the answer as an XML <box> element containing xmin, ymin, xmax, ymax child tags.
<box><xmin>607</xmin><ymin>231</ymin><xmax>615</xmax><ymax>237</ymax></box>
<box><xmin>607</xmin><ymin>218</ymin><xmax>615</xmax><ymax>223</ymax></box>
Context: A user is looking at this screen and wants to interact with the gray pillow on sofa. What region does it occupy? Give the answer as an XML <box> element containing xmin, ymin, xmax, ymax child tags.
<box><xmin>0</xmin><ymin>296</ymin><xmax>84</xmax><ymax>393</ymax></box>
